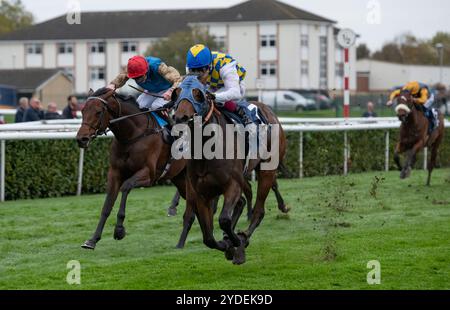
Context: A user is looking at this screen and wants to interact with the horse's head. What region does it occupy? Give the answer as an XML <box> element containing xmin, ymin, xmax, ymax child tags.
<box><xmin>172</xmin><ymin>75</ymin><xmax>210</xmax><ymax>124</ymax></box>
<box><xmin>76</xmin><ymin>88</ymin><xmax>116</xmax><ymax>148</ymax></box>
<box><xmin>395</xmin><ymin>90</ymin><xmax>414</xmax><ymax>123</ymax></box>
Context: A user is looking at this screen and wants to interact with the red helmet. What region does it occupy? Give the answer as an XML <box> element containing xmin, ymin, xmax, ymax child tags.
<box><xmin>127</xmin><ymin>56</ymin><xmax>148</xmax><ymax>79</ymax></box>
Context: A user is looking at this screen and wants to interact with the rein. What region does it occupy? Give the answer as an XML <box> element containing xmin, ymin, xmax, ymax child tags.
<box><xmin>83</xmin><ymin>94</ymin><xmax>163</xmax><ymax>145</ymax></box>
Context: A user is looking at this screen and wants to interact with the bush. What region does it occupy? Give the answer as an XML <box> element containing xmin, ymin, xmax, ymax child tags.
<box><xmin>3</xmin><ymin>128</ymin><xmax>450</xmax><ymax>200</ymax></box>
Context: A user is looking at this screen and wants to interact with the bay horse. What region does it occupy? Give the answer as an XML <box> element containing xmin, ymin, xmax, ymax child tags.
<box><xmin>394</xmin><ymin>90</ymin><xmax>445</xmax><ymax>185</ymax></box>
<box><xmin>76</xmin><ymin>88</ymin><xmax>188</xmax><ymax>249</ymax></box>
<box><xmin>172</xmin><ymin>75</ymin><xmax>288</xmax><ymax>264</ymax></box>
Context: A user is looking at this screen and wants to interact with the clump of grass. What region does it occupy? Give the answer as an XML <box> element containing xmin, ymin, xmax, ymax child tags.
<box><xmin>370</xmin><ymin>175</ymin><xmax>386</xmax><ymax>199</ymax></box>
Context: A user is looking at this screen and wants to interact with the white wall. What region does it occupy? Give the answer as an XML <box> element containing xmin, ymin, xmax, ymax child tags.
<box><xmin>0</xmin><ymin>43</ymin><xmax>25</xmax><ymax>69</ymax></box>
<box><xmin>106</xmin><ymin>41</ymin><xmax>120</xmax><ymax>83</ymax></box>
<box><xmin>43</xmin><ymin>42</ymin><xmax>56</xmax><ymax>68</ymax></box>
<box><xmin>74</xmin><ymin>42</ymin><xmax>88</xmax><ymax>93</ymax></box>
<box><xmin>279</xmin><ymin>23</ymin><xmax>300</xmax><ymax>89</ymax></box>
<box><xmin>356</xmin><ymin>59</ymin><xmax>450</xmax><ymax>91</ymax></box>
<box><xmin>228</xmin><ymin>24</ymin><xmax>258</xmax><ymax>90</ymax></box>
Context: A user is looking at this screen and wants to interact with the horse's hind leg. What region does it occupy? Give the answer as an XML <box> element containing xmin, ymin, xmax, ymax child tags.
<box><xmin>243</xmin><ymin>179</ymin><xmax>253</xmax><ymax>220</ymax></box>
<box><xmin>427</xmin><ymin>135</ymin><xmax>443</xmax><ymax>186</ymax></box>
<box><xmin>272</xmin><ymin>179</ymin><xmax>289</xmax><ymax>213</ymax></box>
<box><xmin>245</xmin><ymin>170</ymin><xmax>276</xmax><ymax>239</ymax></box>
<box><xmin>176</xmin><ymin>202</ymin><xmax>195</xmax><ymax>249</ymax></box>
<box><xmin>114</xmin><ymin>168</ymin><xmax>151</xmax><ymax>241</ymax></box>
<box><xmin>82</xmin><ymin>169</ymin><xmax>120</xmax><ymax>250</ymax></box>
<box><xmin>167</xmin><ymin>190</ymin><xmax>181</xmax><ymax>217</ymax></box>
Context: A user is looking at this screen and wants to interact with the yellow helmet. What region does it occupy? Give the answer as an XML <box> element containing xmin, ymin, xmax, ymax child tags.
<box><xmin>404</xmin><ymin>81</ymin><xmax>420</xmax><ymax>95</ymax></box>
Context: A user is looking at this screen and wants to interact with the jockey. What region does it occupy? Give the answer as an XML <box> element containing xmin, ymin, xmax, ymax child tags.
<box><xmin>107</xmin><ymin>55</ymin><xmax>182</xmax><ymax>111</ymax></box>
<box><xmin>387</xmin><ymin>81</ymin><xmax>438</xmax><ymax>131</ymax></box>
<box><xmin>185</xmin><ymin>44</ymin><xmax>259</xmax><ymax>124</ymax></box>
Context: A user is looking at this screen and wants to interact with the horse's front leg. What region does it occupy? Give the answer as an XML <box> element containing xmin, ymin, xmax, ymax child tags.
<box><xmin>114</xmin><ymin>168</ymin><xmax>152</xmax><ymax>240</ymax></box>
<box><xmin>400</xmin><ymin>141</ymin><xmax>424</xmax><ymax>179</ymax></box>
<box><xmin>82</xmin><ymin>168</ymin><xmax>121</xmax><ymax>250</ymax></box>
<box><xmin>394</xmin><ymin>142</ymin><xmax>403</xmax><ymax>171</ymax></box>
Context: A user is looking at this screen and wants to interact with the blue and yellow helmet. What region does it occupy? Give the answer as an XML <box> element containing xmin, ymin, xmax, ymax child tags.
<box><xmin>187</xmin><ymin>44</ymin><xmax>212</xmax><ymax>69</ymax></box>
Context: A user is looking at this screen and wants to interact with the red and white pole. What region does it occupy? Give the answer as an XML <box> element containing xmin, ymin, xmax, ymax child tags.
<box><xmin>343</xmin><ymin>47</ymin><xmax>350</xmax><ymax>119</ymax></box>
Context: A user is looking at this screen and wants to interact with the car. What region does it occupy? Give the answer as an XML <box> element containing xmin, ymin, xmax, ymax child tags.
<box><xmin>292</xmin><ymin>90</ymin><xmax>333</xmax><ymax>109</ymax></box>
<box><xmin>258</xmin><ymin>90</ymin><xmax>317</xmax><ymax>112</ymax></box>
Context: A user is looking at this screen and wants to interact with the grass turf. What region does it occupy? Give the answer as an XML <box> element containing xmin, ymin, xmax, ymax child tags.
<box><xmin>0</xmin><ymin>169</ymin><xmax>449</xmax><ymax>290</ymax></box>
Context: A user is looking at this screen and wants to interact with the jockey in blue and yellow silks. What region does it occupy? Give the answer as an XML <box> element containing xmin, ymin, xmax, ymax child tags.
<box><xmin>387</xmin><ymin>81</ymin><xmax>439</xmax><ymax>131</ymax></box>
<box><xmin>186</xmin><ymin>44</ymin><xmax>259</xmax><ymax>124</ymax></box>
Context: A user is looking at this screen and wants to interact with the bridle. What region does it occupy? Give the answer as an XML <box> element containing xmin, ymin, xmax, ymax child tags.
<box><xmin>82</xmin><ymin>95</ymin><xmax>122</xmax><ymax>140</ymax></box>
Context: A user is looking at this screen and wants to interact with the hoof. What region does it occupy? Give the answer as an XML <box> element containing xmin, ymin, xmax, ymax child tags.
<box><xmin>400</xmin><ymin>167</ymin><xmax>411</xmax><ymax>179</ymax></box>
<box><xmin>224</xmin><ymin>246</ymin><xmax>236</xmax><ymax>261</ymax></box>
<box><xmin>279</xmin><ymin>204</ymin><xmax>290</xmax><ymax>214</ymax></box>
<box><xmin>175</xmin><ymin>243</ymin><xmax>185</xmax><ymax>249</ymax></box>
<box><xmin>232</xmin><ymin>246</ymin><xmax>246</xmax><ymax>265</ymax></box>
<box><xmin>113</xmin><ymin>226</ymin><xmax>126</xmax><ymax>240</ymax></box>
<box><xmin>81</xmin><ymin>240</ymin><xmax>96</xmax><ymax>250</ymax></box>
<box><xmin>238</xmin><ymin>232</ymin><xmax>250</xmax><ymax>248</ymax></box>
<box><xmin>167</xmin><ymin>207</ymin><xmax>177</xmax><ymax>217</ymax></box>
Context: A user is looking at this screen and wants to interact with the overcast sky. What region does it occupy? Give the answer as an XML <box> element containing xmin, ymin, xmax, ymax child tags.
<box><xmin>20</xmin><ymin>0</ymin><xmax>450</xmax><ymax>51</ymax></box>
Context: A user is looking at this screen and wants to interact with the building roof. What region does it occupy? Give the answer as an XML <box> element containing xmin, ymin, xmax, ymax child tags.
<box><xmin>198</xmin><ymin>0</ymin><xmax>335</xmax><ymax>23</ymax></box>
<box><xmin>0</xmin><ymin>9</ymin><xmax>220</xmax><ymax>41</ymax></box>
<box><xmin>0</xmin><ymin>1</ymin><xmax>335</xmax><ymax>41</ymax></box>
<box><xmin>0</xmin><ymin>69</ymin><xmax>70</xmax><ymax>92</ymax></box>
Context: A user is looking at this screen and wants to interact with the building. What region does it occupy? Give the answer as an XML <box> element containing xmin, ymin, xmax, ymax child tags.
<box><xmin>357</xmin><ymin>59</ymin><xmax>450</xmax><ymax>92</ymax></box>
<box><xmin>0</xmin><ymin>69</ymin><xmax>73</xmax><ymax>109</ymax></box>
<box><xmin>0</xmin><ymin>0</ymin><xmax>357</xmax><ymax>95</ymax></box>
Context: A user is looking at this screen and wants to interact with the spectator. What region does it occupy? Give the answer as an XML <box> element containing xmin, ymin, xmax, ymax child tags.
<box><xmin>44</xmin><ymin>102</ymin><xmax>62</xmax><ymax>120</ymax></box>
<box><xmin>15</xmin><ymin>97</ymin><xmax>29</xmax><ymax>123</ymax></box>
<box><xmin>22</xmin><ymin>97</ymin><xmax>44</xmax><ymax>122</ymax></box>
<box><xmin>62</xmin><ymin>95</ymin><xmax>78</xmax><ymax>119</ymax></box>
<box><xmin>362</xmin><ymin>101</ymin><xmax>377</xmax><ymax>118</ymax></box>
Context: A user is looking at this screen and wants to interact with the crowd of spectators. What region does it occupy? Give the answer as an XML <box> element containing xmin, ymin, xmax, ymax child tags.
<box><xmin>14</xmin><ymin>95</ymin><xmax>80</xmax><ymax>123</ymax></box>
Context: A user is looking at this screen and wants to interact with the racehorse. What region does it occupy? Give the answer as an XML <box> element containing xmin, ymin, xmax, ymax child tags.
<box><xmin>76</xmin><ymin>88</ymin><xmax>188</xmax><ymax>249</ymax></box>
<box><xmin>172</xmin><ymin>74</ymin><xmax>289</xmax><ymax>264</ymax></box>
<box><xmin>394</xmin><ymin>90</ymin><xmax>445</xmax><ymax>185</ymax></box>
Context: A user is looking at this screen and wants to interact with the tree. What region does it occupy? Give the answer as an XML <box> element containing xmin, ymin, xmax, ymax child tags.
<box><xmin>0</xmin><ymin>0</ymin><xmax>34</xmax><ymax>35</ymax></box>
<box><xmin>145</xmin><ymin>27</ymin><xmax>219</xmax><ymax>73</ymax></box>
<box><xmin>372</xmin><ymin>43</ymin><xmax>403</xmax><ymax>63</ymax></box>
<box><xmin>356</xmin><ymin>43</ymin><xmax>371</xmax><ymax>59</ymax></box>
<box><xmin>371</xmin><ymin>32</ymin><xmax>450</xmax><ymax>66</ymax></box>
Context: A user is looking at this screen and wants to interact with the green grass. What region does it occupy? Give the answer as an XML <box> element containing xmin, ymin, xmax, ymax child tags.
<box><xmin>0</xmin><ymin>169</ymin><xmax>449</xmax><ymax>290</ymax></box>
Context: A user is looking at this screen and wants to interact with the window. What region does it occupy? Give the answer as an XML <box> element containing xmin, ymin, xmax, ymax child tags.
<box><xmin>335</xmin><ymin>63</ymin><xmax>344</xmax><ymax>77</ymax></box>
<box><xmin>89</xmin><ymin>67</ymin><xmax>105</xmax><ymax>80</ymax></box>
<box><xmin>284</xmin><ymin>94</ymin><xmax>295</xmax><ymax>101</ymax></box>
<box><xmin>214</xmin><ymin>36</ymin><xmax>226</xmax><ymax>51</ymax></box>
<box><xmin>58</xmin><ymin>43</ymin><xmax>73</xmax><ymax>54</ymax></box>
<box><xmin>122</xmin><ymin>41</ymin><xmax>137</xmax><ymax>53</ymax></box>
<box><xmin>90</xmin><ymin>42</ymin><xmax>105</xmax><ymax>53</ymax></box>
<box><xmin>300</xmin><ymin>35</ymin><xmax>309</xmax><ymax>47</ymax></box>
<box><xmin>26</xmin><ymin>43</ymin><xmax>43</xmax><ymax>55</ymax></box>
<box><xmin>260</xmin><ymin>35</ymin><xmax>276</xmax><ymax>48</ymax></box>
<box><xmin>260</xmin><ymin>63</ymin><xmax>277</xmax><ymax>77</ymax></box>
<box><xmin>301</xmin><ymin>61</ymin><xmax>309</xmax><ymax>75</ymax></box>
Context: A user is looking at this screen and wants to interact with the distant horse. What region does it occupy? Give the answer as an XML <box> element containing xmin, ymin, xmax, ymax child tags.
<box><xmin>394</xmin><ymin>90</ymin><xmax>445</xmax><ymax>185</ymax></box>
<box><xmin>173</xmin><ymin>75</ymin><xmax>288</xmax><ymax>264</ymax></box>
<box><xmin>76</xmin><ymin>88</ymin><xmax>188</xmax><ymax>249</ymax></box>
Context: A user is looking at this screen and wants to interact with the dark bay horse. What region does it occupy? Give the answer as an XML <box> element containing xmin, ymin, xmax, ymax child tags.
<box><xmin>172</xmin><ymin>75</ymin><xmax>288</xmax><ymax>264</ymax></box>
<box><xmin>76</xmin><ymin>88</ymin><xmax>188</xmax><ymax>249</ymax></box>
<box><xmin>394</xmin><ymin>90</ymin><xmax>445</xmax><ymax>185</ymax></box>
